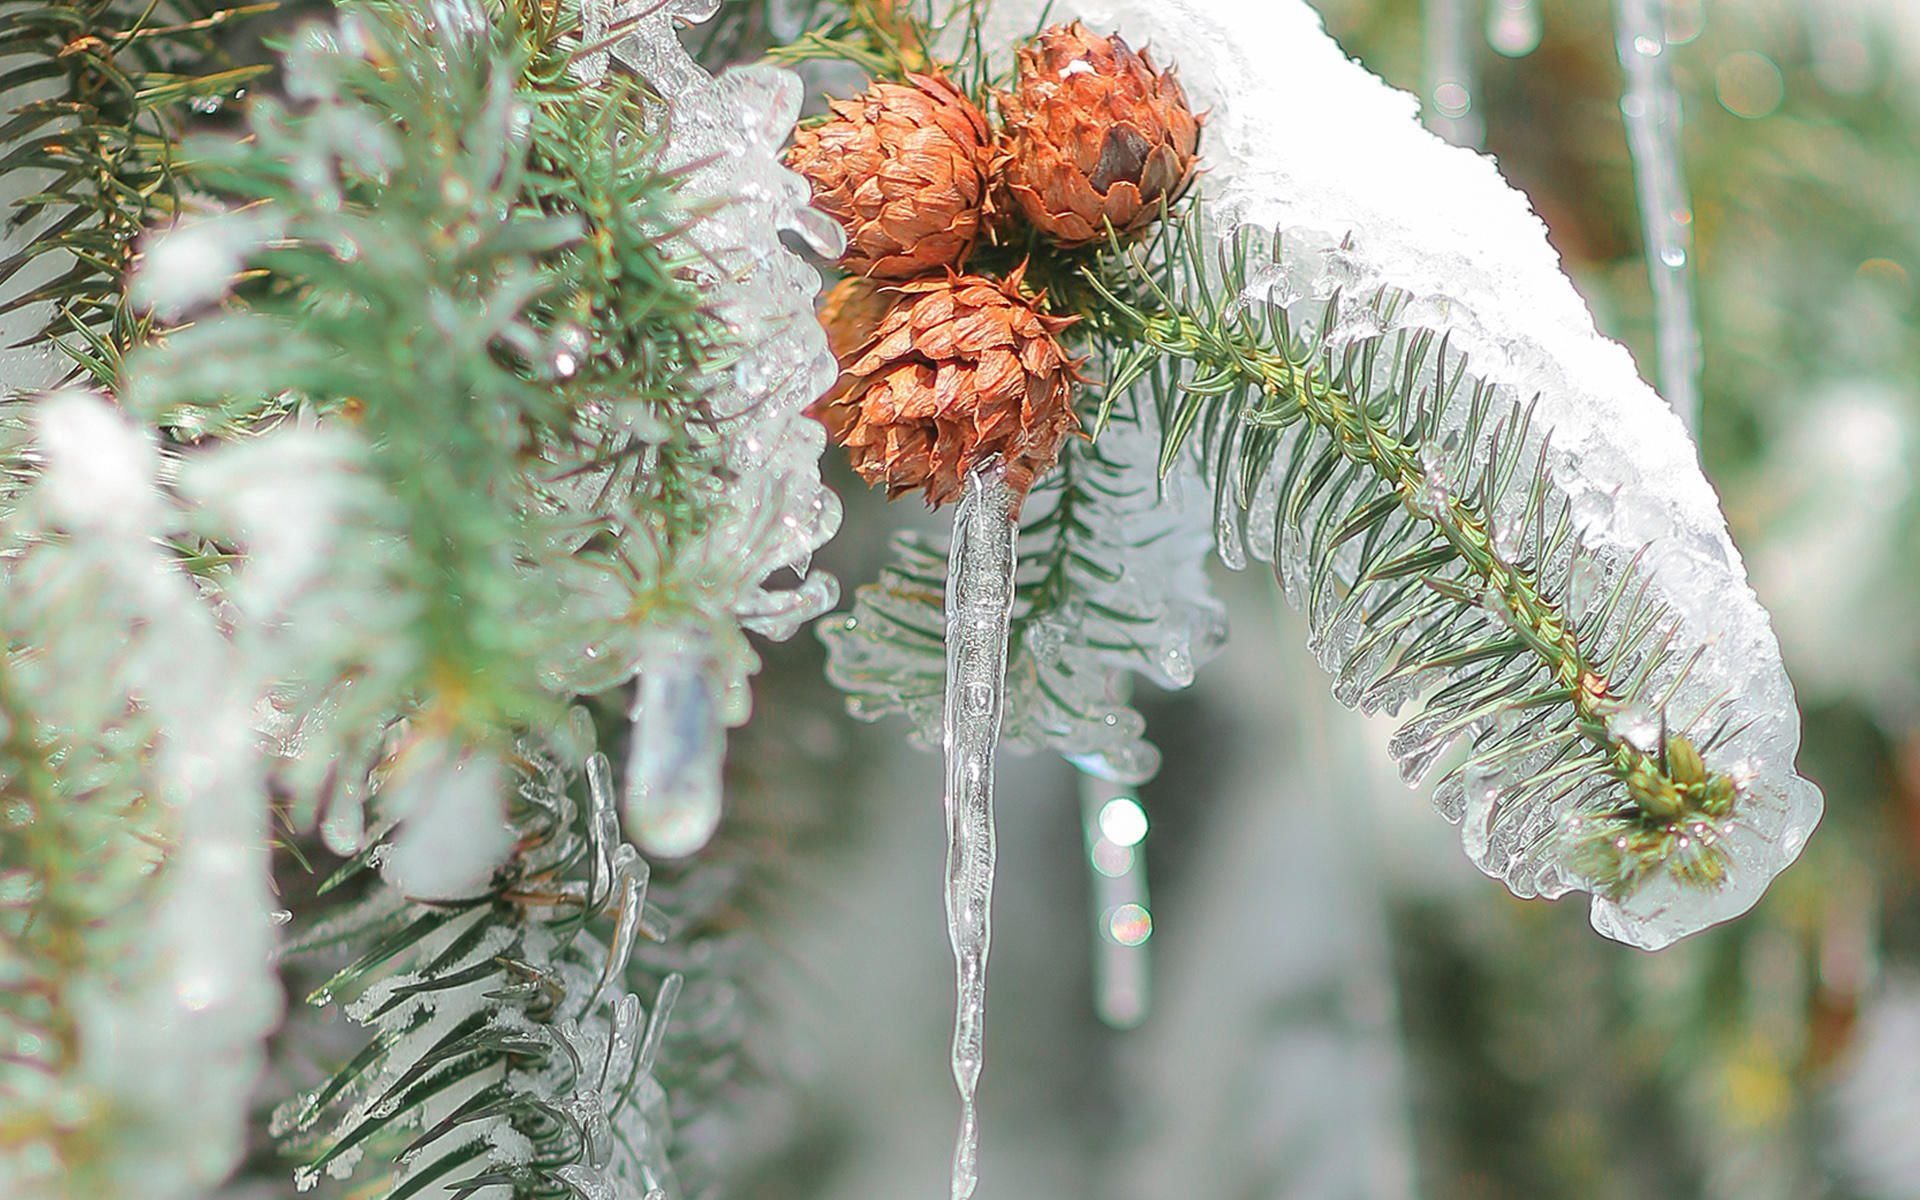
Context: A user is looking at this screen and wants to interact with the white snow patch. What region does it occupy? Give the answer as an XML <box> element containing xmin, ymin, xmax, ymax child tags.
<box><xmin>380</xmin><ymin>754</ymin><xmax>512</xmax><ymax>900</ymax></box>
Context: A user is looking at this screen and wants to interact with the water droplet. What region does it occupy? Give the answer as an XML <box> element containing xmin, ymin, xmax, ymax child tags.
<box><xmin>547</xmin><ymin>323</ymin><xmax>589</xmax><ymax>380</ymax></box>
<box><xmin>1634</xmin><ymin>34</ymin><xmax>1663</xmax><ymax>56</ymax></box>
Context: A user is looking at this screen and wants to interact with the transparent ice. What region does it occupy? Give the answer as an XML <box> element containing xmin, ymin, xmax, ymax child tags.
<box><xmin>580</xmin><ymin>0</ymin><xmax>844</xmax><ymax>858</ymax></box>
<box><xmin>979</xmin><ymin>0</ymin><xmax>1821</xmax><ymax>949</ymax></box>
<box><xmin>1612</xmin><ymin>0</ymin><xmax>1703</xmax><ymax>431</ymax></box>
<box><xmin>940</xmin><ymin>462</ymin><xmax>1019</xmax><ymax>1200</ymax></box>
<box><xmin>624</xmin><ymin>662</ymin><xmax>726</xmax><ymax>859</ymax></box>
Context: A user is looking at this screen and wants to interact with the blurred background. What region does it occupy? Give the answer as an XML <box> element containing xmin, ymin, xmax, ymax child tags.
<box><xmin>711</xmin><ymin>2</ymin><xmax>1920</xmax><ymax>1197</ymax></box>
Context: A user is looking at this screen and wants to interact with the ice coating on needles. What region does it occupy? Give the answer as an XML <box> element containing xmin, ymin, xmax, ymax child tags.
<box><xmin>979</xmin><ymin>0</ymin><xmax>1822</xmax><ymax>948</ymax></box>
<box><xmin>595</xmin><ymin>1</ymin><xmax>843</xmax><ymax>858</ymax></box>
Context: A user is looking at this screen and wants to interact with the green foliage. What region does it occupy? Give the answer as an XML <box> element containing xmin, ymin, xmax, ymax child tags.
<box><xmin>0</xmin><ymin>641</ymin><xmax>168</xmax><ymax>1192</ymax></box>
<box><xmin>274</xmin><ymin>727</ymin><xmax>684</xmax><ymax>1200</ymax></box>
<box><xmin>764</xmin><ymin>0</ymin><xmax>999</xmax><ymax>99</ymax></box>
<box><xmin>118</xmin><ymin>0</ymin><xmax>719</xmax><ymax>811</ymax></box>
<box><xmin>0</xmin><ymin>0</ymin><xmax>271</xmax><ymax>364</ymax></box>
<box><xmin>1084</xmin><ymin>212</ymin><xmax>1742</xmax><ymax>900</ymax></box>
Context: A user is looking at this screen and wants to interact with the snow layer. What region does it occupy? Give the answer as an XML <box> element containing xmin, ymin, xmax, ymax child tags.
<box><xmin>978</xmin><ymin>0</ymin><xmax>1822</xmax><ymax>948</ymax></box>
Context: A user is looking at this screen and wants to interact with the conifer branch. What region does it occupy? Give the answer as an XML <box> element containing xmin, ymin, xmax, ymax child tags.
<box><xmin>274</xmin><ymin>730</ymin><xmax>686</xmax><ymax>1199</ymax></box>
<box><xmin>1085</xmin><ymin>214</ymin><xmax>1744</xmax><ymax>899</ymax></box>
<box><xmin>0</xmin><ymin>1</ymin><xmax>272</xmax><ymax>363</ymax></box>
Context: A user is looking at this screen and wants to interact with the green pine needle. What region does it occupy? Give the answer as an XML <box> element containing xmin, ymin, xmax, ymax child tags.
<box><xmin>1088</xmin><ymin>211</ymin><xmax>1742</xmax><ymax>900</ymax></box>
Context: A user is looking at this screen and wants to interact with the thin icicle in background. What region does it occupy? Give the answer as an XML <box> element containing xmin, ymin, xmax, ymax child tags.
<box><xmin>1424</xmin><ymin>0</ymin><xmax>1484</xmax><ymax>146</ymax></box>
<box><xmin>1613</xmin><ymin>0</ymin><xmax>1704</xmax><ymax>432</ymax></box>
<box><xmin>1486</xmin><ymin>0</ymin><xmax>1542</xmax><ymax>57</ymax></box>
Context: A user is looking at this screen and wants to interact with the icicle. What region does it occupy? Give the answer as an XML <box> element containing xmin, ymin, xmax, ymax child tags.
<box><xmin>1613</xmin><ymin>0</ymin><xmax>1703</xmax><ymax>432</ymax></box>
<box><xmin>1423</xmin><ymin>0</ymin><xmax>1484</xmax><ymax>147</ymax></box>
<box><xmin>941</xmin><ymin>459</ymin><xmax>1018</xmax><ymax>1200</ymax></box>
<box><xmin>624</xmin><ymin>662</ymin><xmax>725</xmax><ymax>859</ymax></box>
<box><xmin>1080</xmin><ymin>771</ymin><xmax>1152</xmax><ymax>1029</ymax></box>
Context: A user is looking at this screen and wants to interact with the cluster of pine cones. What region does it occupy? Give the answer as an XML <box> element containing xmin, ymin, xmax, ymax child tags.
<box><xmin>787</xmin><ymin>22</ymin><xmax>1201</xmax><ymax>506</ymax></box>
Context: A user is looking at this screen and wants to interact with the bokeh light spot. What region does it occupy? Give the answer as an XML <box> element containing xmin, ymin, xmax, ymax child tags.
<box><xmin>1090</xmin><ymin>839</ymin><xmax>1134</xmax><ymax>878</ymax></box>
<box><xmin>1857</xmin><ymin>257</ymin><xmax>1910</xmax><ymax>292</ymax></box>
<box><xmin>1107</xmin><ymin>903</ymin><xmax>1152</xmax><ymax>946</ymax></box>
<box><xmin>1097</xmin><ymin>796</ymin><xmax>1148</xmax><ymax>847</ymax></box>
<box><xmin>1716</xmin><ymin>51</ymin><xmax>1784</xmax><ymax>119</ymax></box>
<box><xmin>1434</xmin><ymin>82</ymin><xmax>1471</xmax><ymax>119</ymax></box>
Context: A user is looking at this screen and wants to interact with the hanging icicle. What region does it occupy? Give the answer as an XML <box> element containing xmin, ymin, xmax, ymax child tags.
<box><xmin>1614</xmin><ymin>0</ymin><xmax>1704</xmax><ymax>432</ymax></box>
<box><xmin>1424</xmin><ymin>0</ymin><xmax>1484</xmax><ymax>147</ymax></box>
<box><xmin>941</xmin><ymin>459</ymin><xmax>1019</xmax><ymax>1200</ymax></box>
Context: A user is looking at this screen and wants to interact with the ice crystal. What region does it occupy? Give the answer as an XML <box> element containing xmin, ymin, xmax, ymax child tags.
<box><xmin>591</xmin><ymin>0</ymin><xmax>842</xmax><ymax>857</ymax></box>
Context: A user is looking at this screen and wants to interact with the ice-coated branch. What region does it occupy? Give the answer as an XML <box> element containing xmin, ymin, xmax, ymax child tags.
<box><xmin>981</xmin><ymin>0</ymin><xmax>1819</xmax><ymax>948</ymax></box>
<box><xmin>940</xmin><ymin>460</ymin><xmax>1019</xmax><ymax>1200</ymax></box>
<box><xmin>1</xmin><ymin>395</ymin><xmax>285</xmax><ymax>1198</ymax></box>
<box><xmin>274</xmin><ymin>732</ymin><xmax>684</xmax><ymax>1199</ymax></box>
<box><xmin>607</xmin><ymin>0</ymin><xmax>846</xmax><ymax>858</ymax></box>
<box><xmin>1613</xmin><ymin>0</ymin><xmax>1703</xmax><ymax>431</ymax></box>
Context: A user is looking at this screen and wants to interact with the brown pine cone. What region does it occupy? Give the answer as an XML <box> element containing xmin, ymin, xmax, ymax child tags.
<box><xmin>814</xmin><ymin>276</ymin><xmax>892</xmax><ymax>407</ymax></box>
<box><xmin>810</xmin><ymin>267</ymin><xmax>1082</xmax><ymax>506</ymax></box>
<box><xmin>785</xmin><ymin>74</ymin><xmax>995</xmax><ymax>280</ymax></box>
<box><xmin>997</xmin><ymin>22</ymin><xmax>1201</xmax><ymax>248</ymax></box>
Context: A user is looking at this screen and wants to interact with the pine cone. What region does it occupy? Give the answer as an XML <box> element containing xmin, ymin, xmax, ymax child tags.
<box><xmin>814</xmin><ymin>276</ymin><xmax>892</xmax><ymax>407</ymax></box>
<box><xmin>811</xmin><ymin>267</ymin><xmax>1082</xmax><ymax>506</ymax></box>
<box><xmin>785</xmin><ymin>74</ymin><xmax>995</xmax><ymax>280</ymax></box>
<box><xmin>997</xmin><ymin>22</ymin><xmax>1200</xmax><ymax>248</ymax></box>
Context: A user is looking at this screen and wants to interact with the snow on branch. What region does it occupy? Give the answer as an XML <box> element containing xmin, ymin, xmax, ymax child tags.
<box><xmin>973</xmin><ymin>0</ymin><xmax>1822</xmax><ymax>948</ymax></box>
